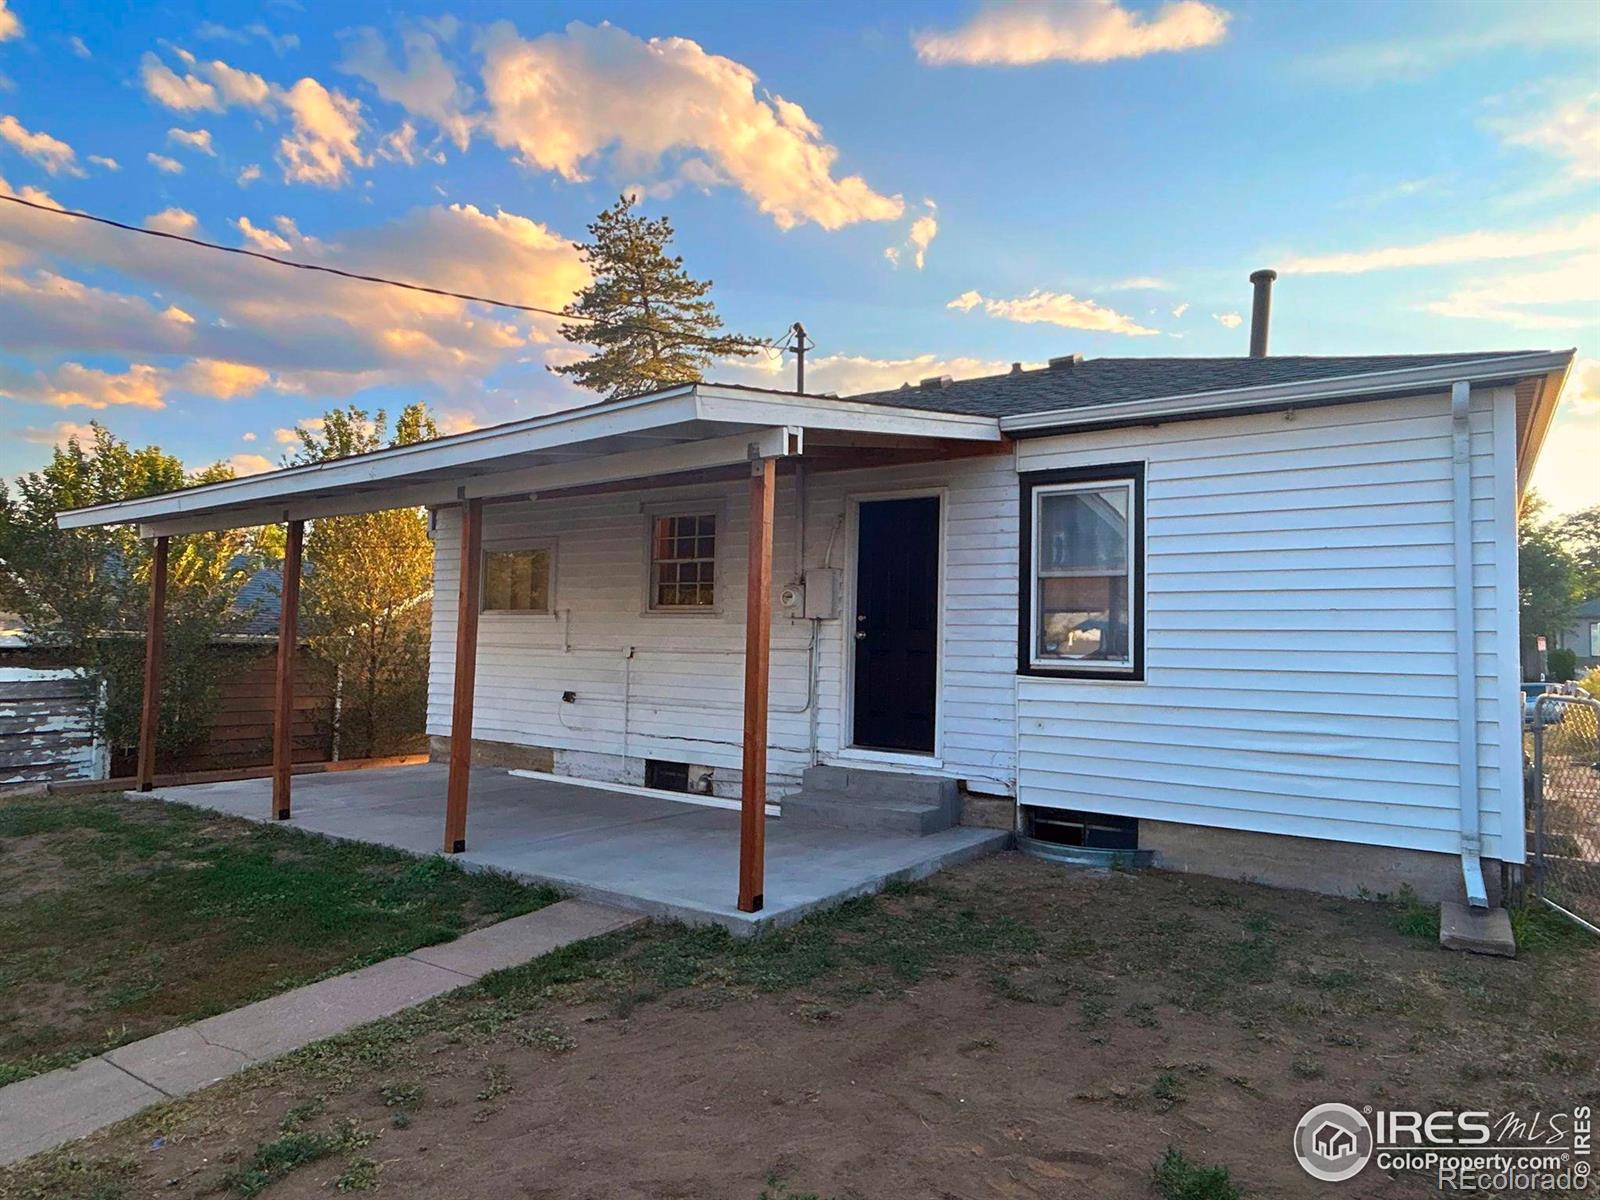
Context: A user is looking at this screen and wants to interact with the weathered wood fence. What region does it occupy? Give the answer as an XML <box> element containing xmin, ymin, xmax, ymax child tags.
<box><xmin>0</xmin><ymin>667</ymin><xmax>107</xmax><ymax>784</ymax></box>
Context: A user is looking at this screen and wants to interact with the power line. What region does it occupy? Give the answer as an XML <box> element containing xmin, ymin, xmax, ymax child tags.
<box><xmin>0</xmin><ymin>191</ymin><xmax>775</xmax><ymax>354</ymax></box>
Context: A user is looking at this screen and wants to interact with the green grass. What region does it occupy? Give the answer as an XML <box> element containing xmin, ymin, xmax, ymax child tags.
<box><xmin>222</xmin><ymin>1121</ymin><xmax>372</xmax><ymax>1196</ymax></box>
<box><xmin>1151</xmin><ymin>1148</ymin><xmax>1241</xmax><ymax>1200</ymax></box>
<box><xmin>0</xmin><ymin>792</ymin><xmax>557</xmax><ymax>1084</ymax></box>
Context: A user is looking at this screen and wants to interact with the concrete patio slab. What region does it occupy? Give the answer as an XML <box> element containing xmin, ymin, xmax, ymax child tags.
<box><xmin>0</xmin><ymin>1056</ymin><xmax>164</xmax><ymax>1167</ymax></box>
<box><xmin>0</xmin><ymin>898</ymin><xmax>640</xmax><ymax>1168</ymax></box>
<box><xmin>1439</xmin><ymin>901</ymin><xmax>1517</xmax><ymax>957</ymax></box>
<box><xmin>143</xmin><ymin>764</ymin><xmax>1012</xmax><ymax>933</ymax></box>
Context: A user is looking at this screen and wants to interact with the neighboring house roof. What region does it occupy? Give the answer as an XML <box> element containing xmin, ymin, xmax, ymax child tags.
<box><xmin>231</xmin><ymin>565</ymin><xmax>283</xmax><ymax>637</ymax></box>
<box><xmin>843</xmin><ymin>352</ymin><xmax>1540</xmax><ymax>418</ymax></box>
<box><xmin>1575</xmin><ymin>598</ymin><xmax>1600</xmax><ymax>620</ymax></box>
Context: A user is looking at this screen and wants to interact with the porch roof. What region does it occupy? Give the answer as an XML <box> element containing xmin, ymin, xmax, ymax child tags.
<box><xmin>56</xmin><ymin>382</ymin><xmax>1003</xmax><ymax>536</ymax></box>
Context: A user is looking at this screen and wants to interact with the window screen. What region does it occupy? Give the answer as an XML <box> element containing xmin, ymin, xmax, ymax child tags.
<box><xmin>483</xmin><ymin>546</ymin><xmax>552</xmax><ymax>613</ymax></box>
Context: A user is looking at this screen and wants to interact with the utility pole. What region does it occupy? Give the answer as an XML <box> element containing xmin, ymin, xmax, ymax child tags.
<box><xmin>788</xmin><ymin>321</ymin><xmax>811</xmax><ymax>393</ymax></box>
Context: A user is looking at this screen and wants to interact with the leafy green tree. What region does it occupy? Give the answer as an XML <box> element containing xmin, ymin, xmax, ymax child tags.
<box><xmin>1556</xmin><ymin>505</ymin><xmax>1600</xmax><ymax>598</ymax></box>
<box><xmin>554</xmin><ymin>194</ymin><xmax>763</xmax><ymax>398</ymax></box>
<box><xmin>0</xmin><ymin>424</ymin><xmax>260</xmax><ymax>766</ymax></box>
<box><xmin>1519</xmin><ymin>492</ymin><xmax>1583</xmax><ymax>660</ymax></box>
<box><xmin>287</xmin><ymin>404</ymin><xmax>436</xmax><ymax>758</ymax></box>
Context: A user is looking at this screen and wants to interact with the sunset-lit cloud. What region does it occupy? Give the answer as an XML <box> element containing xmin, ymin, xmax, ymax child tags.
<box><xmin>915</xmin><ymin>0</ymin><xmax>1229</xmax><ymax>66</ymax></box>
<box><xmin>0</xmin><ymin>115</ymin><xmax>83</xmax><ymax>176</ymax></box>
<box><xmin>948</xmin><ymin>288</ymin><xmax>1158</xmax><ymax>335</ymax></box>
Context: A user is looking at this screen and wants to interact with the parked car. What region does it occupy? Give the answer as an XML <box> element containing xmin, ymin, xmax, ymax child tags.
<box><xmin>1522</xmin><ymin>681</ymin><xmax>1577</xmax><ymax>729</ymax></box>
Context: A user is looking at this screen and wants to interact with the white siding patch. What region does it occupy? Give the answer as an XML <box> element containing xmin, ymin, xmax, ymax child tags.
<box><xmin>1015</xmin><ymin>390</ymin><xmax>1518</xmax><ymax>861</ymax></box>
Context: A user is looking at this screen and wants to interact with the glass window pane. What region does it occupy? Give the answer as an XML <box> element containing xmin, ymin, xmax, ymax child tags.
<box><xmin>649</xmin><ymin>512</ymin><xmax>717</xmax><ymax>608</ymax></box>
<box><xmin>1035</xmin><ymin>485</ymin><xmax>1131</xmax><ymax>666</ymax></box>
<box><xmin>483</xmin><ymin>548</ymin><xmax>551</xmax><ymax>612</ymax></box>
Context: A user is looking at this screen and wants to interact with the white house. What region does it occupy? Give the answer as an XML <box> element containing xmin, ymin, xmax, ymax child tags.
<box><xmin>57</xmin><ymin>307</ymin><xmax>1573</xmax><ymax>917</ymax></box>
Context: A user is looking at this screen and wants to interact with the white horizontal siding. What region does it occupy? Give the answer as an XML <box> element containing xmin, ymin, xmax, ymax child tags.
<box><xmin>427</xmin><ymin>453</ymin><xmax>1019</xmax><ymax>798</ymax></box>
<box><xmin>1014</xmin><ymin>388</ymin><xmax>1521</xmax><ymax>861</ymax></box>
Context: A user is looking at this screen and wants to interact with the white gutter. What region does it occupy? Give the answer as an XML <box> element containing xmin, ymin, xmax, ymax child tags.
<box><xmin>1451</xmin><ymin>380</ymin><xmax>1489</xmax><ymax>910</ymax></box>
<box><xmin>998</xmin><ymin>350</ymin><xmax>1575</xmax><ymax>435</ymax></box>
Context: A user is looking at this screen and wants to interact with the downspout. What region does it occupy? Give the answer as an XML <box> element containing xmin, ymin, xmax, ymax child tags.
<box><xmin>1451</xmin><ymin>381</ymin><xmax>1489</xmax><ymax>909</ymax></box>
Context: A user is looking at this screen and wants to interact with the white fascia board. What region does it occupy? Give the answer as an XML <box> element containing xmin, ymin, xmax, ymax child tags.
<box><xmin>998</xmin><ymin>351</ymin><xmax>1576</xmax><ymax>434</ymax></box>
<box><xmin>137</xmin><ymin>426</ymin><xmax>800</xmax><ymax>537</ymax></box>
<box><xmin>59</xmin><ymin>386</ymin><xmax>702</xmax><ymax>530</ymax></box>
<box><xmin>695</xmin><ymin>385</ymin><xmax>1004</xmax><ymax>441</ymax></box>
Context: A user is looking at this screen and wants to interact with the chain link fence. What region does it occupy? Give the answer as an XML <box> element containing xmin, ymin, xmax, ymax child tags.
<box><xmin>1528</xmin><ymin>693</ymin><xmax>1600</xmax><ymax>934</ymax></box>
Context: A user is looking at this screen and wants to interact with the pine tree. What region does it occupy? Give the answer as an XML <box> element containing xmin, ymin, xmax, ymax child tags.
<box><xmin>555</xmin><ymin>195</ymin><xmax>762</xmax><ymax>398</ymax></box>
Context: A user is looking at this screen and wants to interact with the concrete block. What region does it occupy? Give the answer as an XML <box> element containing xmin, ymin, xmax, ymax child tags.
<box><xmin>407</xmin><ymin>900</ymin><xmax>641</xmax><ymax>978</ymax></box>
<box><xmin>104</xmin><ymin>1026</ymin><xmax>252</xmax><ymax>1098</ymax></box>
<box><xmin>1439</xmin><ymin>902</ymin><xmax>1516</xmax><ymax>957</ymax></box>
<box><xmin>0</xmin><ymin>1057</ymin><xmax>164</xmax><ymax>1167</ymax></box>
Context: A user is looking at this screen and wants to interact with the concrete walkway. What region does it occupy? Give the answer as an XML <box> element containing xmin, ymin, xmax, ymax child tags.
<box><xmin>0</xmin><ymin>899</ymin><xmax>639</xmax><ymax>1167</ymax></box>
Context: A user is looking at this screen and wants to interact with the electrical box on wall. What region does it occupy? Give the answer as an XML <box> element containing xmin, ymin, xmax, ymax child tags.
<box><xmin>802</xmin><ymin>568</ymin><xmax>839</xmax><ymax>619</ymax></box>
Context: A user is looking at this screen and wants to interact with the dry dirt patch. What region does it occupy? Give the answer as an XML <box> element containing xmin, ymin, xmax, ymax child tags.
<box><xmin>3</xmin><ymin>853</ymin><xmax>1594</xmax><ymax>1199</ymax></box>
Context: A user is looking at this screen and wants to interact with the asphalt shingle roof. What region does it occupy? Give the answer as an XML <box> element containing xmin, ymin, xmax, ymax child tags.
<box><xmin>840</xmin><ymin>352</ymin><xmax>1540</xmax><ymax>418</ymax></box>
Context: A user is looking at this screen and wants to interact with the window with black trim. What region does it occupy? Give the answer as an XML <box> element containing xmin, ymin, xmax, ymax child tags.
<box><xmin>483</xmin><ymin>544</ymin><xmax>553</xmax><ymax>614</ymax></box>
<box><xmin>1020</xmin><ymin>464</ymin><xmax>1144</xmax><ymax>678</ymax></box>
<box><xmin>649</xmin><ymin>513</ymin><xmax>716</xmax><ymax>609</ymax></box>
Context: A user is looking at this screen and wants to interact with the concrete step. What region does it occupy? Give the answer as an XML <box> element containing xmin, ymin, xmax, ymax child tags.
<box><xmin>787</xmin><ymin>767</ymin><xmax>961</xmax><ymax>835</ymax></box>
<box><xmin>801</xmin><ymin>764</ymin><xmax>959</xmax><ymax>805</ymax></box>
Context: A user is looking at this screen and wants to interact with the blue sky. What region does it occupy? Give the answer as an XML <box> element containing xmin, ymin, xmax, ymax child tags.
<box><xmin>0</xmin><ymin>0</ymin><xmax>1594</xmax><ymax>511</ymax></box>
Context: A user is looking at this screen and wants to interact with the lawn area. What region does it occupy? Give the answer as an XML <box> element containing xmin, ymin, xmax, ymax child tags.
<box><xmin>4</xmin><ymin>853</ymin><xmax>1594</xmax><ymax>1199</ymax></box>
<box><xmin>0</xmin><ymin>791</ymin><xmax>557</xmax><ymax>1086</ymax></box>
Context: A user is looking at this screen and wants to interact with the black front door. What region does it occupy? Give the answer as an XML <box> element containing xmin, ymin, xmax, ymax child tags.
<box><xmin>852</xmin><ymin>496</ymin><xmax>939</xmax><ymax>753</ymax></box>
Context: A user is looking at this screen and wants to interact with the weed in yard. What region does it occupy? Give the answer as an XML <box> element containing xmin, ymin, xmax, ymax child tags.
<box><xmin>1151</xmin><ymin>1147</ymin><xmax>1240</xmax><ymax>1200</ymax></box>
<box><xmin>1291</xmin><ymin>1054</ymin><xmax>1325</xmax><ymax>1080</ymax></box>
<box><xmin>379</xmin><ymin>1080</ymin><xmax>423</xmax><ymax>1111</ymax></box>
<box><xmin>1382</xmin><ymin>886</ymin><xmax>1441</xmax><ymax>941</ymax></box>
<box><xmin>514</xmin><ymin>1019</ymin><xmax>578</xmax><ymax>1052</ymax></box>
<box><xmin>223</xmin><ymin>1121</ymin><xmax>371</xmax><ymax>1196</ymax></box>
<box><xmin>758</xmin><ymin>1170</ymin><xmax>834</xmax><ymax>1200</ymax></box>
<box><xmin>1151</xmin><ymin>1071</ymin><xmax>1185</xmax><ymax>1111</ymax></box>
<box><xmin>3</xmin><ymin>1152</ymin><xmax>139</xmax><ymax>1200</ymax></box>
<box><xmin>476</xmin><ymin>1063</ymin><xmax>512</xmax><ymax>1102</ymax></box>
<box><xmin>280</xmin><ymin>1097</ymin><xmax>326</xmax><ymax>1130</ymax></box>
<box><xmin>334</xmin><ymin>1157</ymin><xmax>381</xmax><ymax>1192</ymax></box>
<box><xmin>1126</xmin><ymin>1000</ymin><xmax>1160</xmax><ymax>1028</ymax></box>
<box><xmin>1508</xmin><ymin>903</ymin><xmax>1588</xmax><ymax>953</ymax></box>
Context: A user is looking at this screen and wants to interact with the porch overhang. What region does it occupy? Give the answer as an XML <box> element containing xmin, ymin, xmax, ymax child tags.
<box><xmin>55</xmin><ymin>382</ymin><xmax>1004</xmax><ymax>537</ymax></box>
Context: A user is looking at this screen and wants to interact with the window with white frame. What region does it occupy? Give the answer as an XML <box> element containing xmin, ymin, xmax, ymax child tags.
<box><xmin>483</xmin><ymin>544</ymin><xmax>553</xmax><ymax>613</ymax></box>
<box><xmin>1022</xmin><ymin>466</ymin><xmax>1142</xmax><ymax>677</ymax></box>
<box><xmin>649</xmin><ymin>512</ymin><xmax>717</xmax><ymax>609</ymax></box>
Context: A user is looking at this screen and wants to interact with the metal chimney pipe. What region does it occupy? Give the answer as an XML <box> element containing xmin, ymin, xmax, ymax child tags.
<box><xmin>1248</xmin><ymin>269</ymin><xmax>1276</xmax><ymax>358</ymax></box>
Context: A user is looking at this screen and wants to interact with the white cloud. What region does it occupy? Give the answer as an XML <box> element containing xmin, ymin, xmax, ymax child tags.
<box><xmin>1281</xmin><ymin>214</ymin><xmax>1600</xmax><ymax>274</ymax></box>
<box><xmin>237</xmin><ymin>163</ymin><xmax>262</xmax><ymax>186</ymax></box>
<box><xmin>947</xmin><ymin>288</ymin><xmax>1159</xmax><ymax>335</ymax></box>
<box><xmin>207</xmin><ymin>59</ymin><xmax>273</xmax><ymax>110</ymax></box>
<box><xmin>1421</xmin><ymin>254</ymin><xmax>1600</xmax><ymax>330</ymax></box>
<box><xmin>1498</xmin><ymin>91</ymin><xmax>1600</xmax><ymax>184</ymax></box>
<box><xmin>0</xmin><ymin>175</ymin><xmax>590</xmax><ymax>414</ymax></box>
<box><xmin>0</xmin><ymin>0</ymin><xmax>21</xmax><ymax>43</ymax></box>
<box><xmin>1212</xmin><ymin>311</ymin><xmax>1242</xmax><ymax>328</ymax></box>
<box><xmin>140</xmin><ymin>51</ymin><xmax>220</xmax><ymax>111</ymax></box>
<box><xmin>276</xmin><ymin>77</ymin><xmax>368</xmax><ymax>187</ymax></box>
<box><xmin>66</xmin><ymin>35</ymin><xmax>90</xmax><ymax>59</ymax></box>
<box><xmin>88</xmin><ymin>154</ymin><xmax>119</xmax><ymax>171</ymax></box>
<box><xmin>241</xmin><ymin>430</ymin><xmax>257</xmax><ymax>441</ymax></box>
<box><xmin>0</xmin><ymin>115</ymin><xmax>84</xmax><ymax>176</ymax></box>
<box><xmin>235</xmin><ymin>215</ymin><xmax>292</xmax><ymax>252</ymax></box>
<box><xmin>1171</xmin><ymin>301</ymin><xmax>1189</xmax><ymax>317</ymax></box>
<box><xmin>168</xmin><ymin>127</ymin><xmax>216</xmax><ymax>156</ymax></box>
<box><xmin>19</xmin><ymin>421</ymin><xmax>98</xmax><ymax>446</ymax></box>
<box><xmin>196</xmin><ymin>21</ymin><xmax>298</xmax><ymax>56</ymax></box>
<box><xmin>340</xmin><ymin>26</ymin><xmax>476</xmax><ymax>150</ymax></box>
<box><xmin>11</xmin><ymin>362</ymin><xmax>168</xmax><ymax>409</ymax></box>
<box><xmin>227</xmin><ymin>452</ymin><xmax>275</xmax><ymax>475</ymax></box>
<box><xmin>146</xmin><ymin>207</ymin><xmax>198</xmax><ymax>235</ymax></box>
<box><xmin>721</xmin><ymin>350</ymin><xmax>1029</xmax><ymax>397</ymax></box>
<box><xmin>886</xmin><ymin>201</ymin><xmax>939</xmax><ymax>270</ymax></box>
<box><xmin>146</xmin><ymin>152</ymin><xmax>183</xmax><ymax>174</ymax></box>
<box><xmin>1108</xmin><ymin>275</ymin><xmax>1171</xmax><ymax>290</ymax></box>
<box><xmin>377</xmin><ymin>120</ymin><xmax>443</xmax><ymax>166</ymax></box>
<box><xmin>1307</xmin><ymin>16</ymin><xmax>1591</xmax><ymax>84</ymax></box>
<box><xmin>915</xmin><ymin>0</ymin><xmax>1229</xmax><ymax>66</ymax></box>
<box><xmin>480</xmin><ymin>20</ymin><xmax>904</xmax><ymax>231</ymax></box>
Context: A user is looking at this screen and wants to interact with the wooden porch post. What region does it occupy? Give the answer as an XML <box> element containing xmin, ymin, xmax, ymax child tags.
<box><xmin>272</xmin><ymin>519</ymin><xmax>305</xmax><ymax>820</ymax></box>
<box><xmin>135</xmin><ymin>535</ymin><xmax>169</xmax><ymax>792</ymax></box>
<box><xmin>739</xmin><ymin>457</ymin><xmax>776</xmax><ymax>912</ymax></box>
<box><xmin>443</xmin><ymin>497</ymin><xmax>483</xmax><ymax>854</ymax></box>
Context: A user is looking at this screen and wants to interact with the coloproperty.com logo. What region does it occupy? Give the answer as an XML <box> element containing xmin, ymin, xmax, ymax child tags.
<box><xmin>1293</xmin><ymin>1102</ymin><xmax>1593</xmax><ymax>1192</ymax></box>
